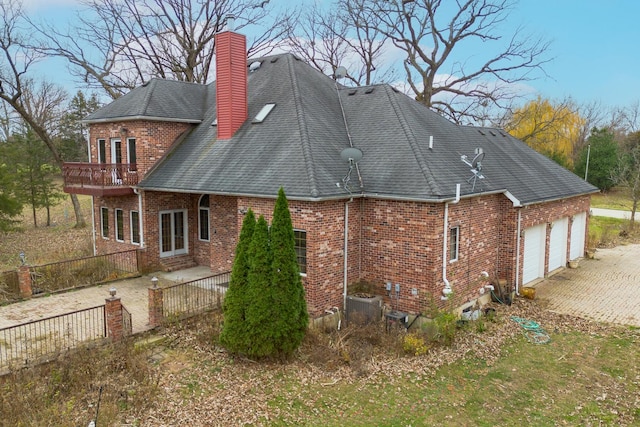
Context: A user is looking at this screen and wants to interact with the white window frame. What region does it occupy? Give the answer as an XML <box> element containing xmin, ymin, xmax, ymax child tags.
<box><xmin>115</xmin><ymin>208</ymin><xmax>124</xmax><ymax>242</ymax></box>
<box><xmin>130</xmin><ymin>210</ymin><xmax>140</xmax><ymax>245</ymax></box>
<box><xmin>449</xmin><ymin>226</ymin><xmax>459</xmax><ymax>263</ymax></box>
<box><xmin>126</xmin><ymin>137</ymin><xmax>137</xmax><ymax>171</ymax></box>
<box><xmin>98</xmin><ymin>139</ymin><xmax>106</xmax><ymax>164</ymax></box>
<box><xmin>100</xmin><ymin>207</ymin><xmax>109</xmax><ymax>239</ymax></box>
<box><xmin>198</xmin><ymin>195</ymin><xmax>210</xmax><ymax>242</ymax></box>
<box><xmin>294</xmin><ymin>229</ymin><xmax>307</xmax><ymax>276</ymax></box>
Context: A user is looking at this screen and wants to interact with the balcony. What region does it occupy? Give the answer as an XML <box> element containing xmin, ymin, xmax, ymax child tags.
<box><xmin>63</xmin><ymin>162</ymin><xmax>138</xmax><ymax>196</ymax></box>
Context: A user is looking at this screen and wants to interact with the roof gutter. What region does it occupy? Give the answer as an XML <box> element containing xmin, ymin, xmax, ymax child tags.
<box><xmin>82</xmin><ymin>115</ymin><xmax>202</xmax><ymax>125</ymax></box>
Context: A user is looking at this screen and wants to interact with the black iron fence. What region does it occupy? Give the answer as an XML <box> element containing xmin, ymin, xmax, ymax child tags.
<box><xmin>0</xmin><ymin>305</ymin><xmax>106</xmax><ymax>371</ymax></box>
<box><xmin>30</xmin><ymin>250</ymin><xmax>139</xmax><ymax>294</ymax></box>
<box><xmin>162</xmin><ymin>272</ymin><xmax>230</xmax><ymax>320</ymax></box>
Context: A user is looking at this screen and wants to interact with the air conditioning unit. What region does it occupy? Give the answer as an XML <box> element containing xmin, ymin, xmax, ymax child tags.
<box><xmin>345</xmin><ymin>295</ymin><xmax>382</xmax><ymax>324</ymax></box>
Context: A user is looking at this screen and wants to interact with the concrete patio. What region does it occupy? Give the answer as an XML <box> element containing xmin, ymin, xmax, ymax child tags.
<box><xmin>0</xmin><ymin>266</ymin><xmax>213</xmax><ymax>334</ymax></box>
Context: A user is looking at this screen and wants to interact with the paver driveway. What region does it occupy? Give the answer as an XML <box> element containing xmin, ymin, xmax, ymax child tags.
<box><xmin>534</xmin><ymin>244</ymin><xmax>640</xmax><ymax>327</ymax></box>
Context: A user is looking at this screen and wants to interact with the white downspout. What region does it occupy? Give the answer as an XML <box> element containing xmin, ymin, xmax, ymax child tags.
<box><xmin>442</xmin><ymin>184</ymin><xmax>461</xmax><ymax>300</ymax></box>
<box><xmin>343</xmin><ymin>198</ymin><xmax>353</xmax><ymax>311</ymax></box>
<box><xmin>515</xmin><ymin>209</ymin><xmax>522</xmax><ymax>296</ymax></box>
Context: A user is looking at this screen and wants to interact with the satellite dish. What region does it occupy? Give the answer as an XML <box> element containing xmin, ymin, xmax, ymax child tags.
<box><xmin>340</xmin><ymin>147</ymin><xmax>362</xmax><ymax>163</ymax></box>
<box><xmin>335</xmin><ymin>66</ymin><xmax>348</xmax><ymax>80</ymax></box>
<box><xmin>471</xmin><ymin>151</ymin><xmax>485</xmax><ymax>171</ymax></box>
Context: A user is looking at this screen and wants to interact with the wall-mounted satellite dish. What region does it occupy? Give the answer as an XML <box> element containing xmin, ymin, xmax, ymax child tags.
<box><xmin>335</xmin><ymin>66</ymin><xmax>348</xmax><ymax>80</ymax></box>
<box><xmin>340</xmin><ymin>147</ymin><xmax>362</xmax><ymax>163</ymax></box>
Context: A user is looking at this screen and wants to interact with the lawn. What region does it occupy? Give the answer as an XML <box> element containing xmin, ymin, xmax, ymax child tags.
<box><xmin>0</xmin><ymin>194</ymin><xmax>93</xmax><ymax>271</ymax></box>
<box><xmin>2</xmin><ymin>302</ymin><xmax>638</xmax><ymax>426</ymax></box>
<box><xmin>590</xmin><ymin>186</ymin><xmax>635</xmax><ymax>211</ymax></box>
<box><xmin>1</xmin><ymin>188</ymin><xmax>640</xmax><ymax>425</ymax></box>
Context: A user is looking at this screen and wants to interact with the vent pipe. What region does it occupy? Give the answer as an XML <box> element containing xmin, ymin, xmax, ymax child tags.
<box><xmin>429</xmin><ymin>135</ymin><xmax>433</xmax><ymax>150</ymax></box>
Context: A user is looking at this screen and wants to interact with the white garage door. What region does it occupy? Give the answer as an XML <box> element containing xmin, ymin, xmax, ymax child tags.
<box><xmin>548</xmin><ymin>218</ymin><xmax>568</xmax><ymax>272</ymax></box>
<box><xmin>523</xmin><ymin>224</ymin><xmax>546</xmax><ymax>285</ymax></box>
<box><xmin>570</xmin><ymin>212</ymin><xmax>587</xmax><ymax>260</ymax></box>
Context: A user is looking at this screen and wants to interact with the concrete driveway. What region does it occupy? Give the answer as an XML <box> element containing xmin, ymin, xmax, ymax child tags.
<box><xmin>534</xmin><ymin>244</ymin><xmax>640</xmax><ymax>327</ymax></box>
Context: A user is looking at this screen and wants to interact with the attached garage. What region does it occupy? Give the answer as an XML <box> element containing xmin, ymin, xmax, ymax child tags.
<box><xmin>523</xmin><ymin>224</ymin><xmax>546</xmax><ymax>285</ymax></box>
<box><xmin>548</xmin><ymin>217</ymin><xmax>568</xmax><ymax>272</ymax></box>
<box><xmin>569</xmin><ymin>212</ymin><xmax>587</xmax><ymax>260</ymax></box>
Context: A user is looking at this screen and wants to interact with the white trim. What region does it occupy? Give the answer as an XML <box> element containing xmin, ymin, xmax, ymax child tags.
<box><xmin>130</xmin><ymin>210</ymin><xmax>140</xmax><ymax>245</ymax></box>
<box><xmin>198</xmin><ymin>195</ymin><xmax>210</xmax><ymax>242</ymax></box>
<box><xmin>100</xmin><ymin>207</ymin><xmax>109</xmax><ymax>239</ymax></box>
<box><xmin>293</xmin><ymin>228</ymin><xmax>307</xmax><ymax>275</ymax></box>
<box><xmin>449</xmin><ymin>226</ymin><xmax>460</xmax><ymax>262</ymax></box>
<box><xmin>159</xmin><ymin>209</ymin><xmax>188</xmax><ymax>258</ymax></box>
<box><xmin>115</xmin><ymin>208</ymin><xmax>124</xmax><ymax>242</ymax></box>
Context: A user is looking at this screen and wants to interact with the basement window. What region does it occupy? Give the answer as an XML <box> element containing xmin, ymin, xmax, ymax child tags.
<box><xmin>253</xmin><ymin>103</ymin><xmax>276</xmax><ymax>123</ymax></box>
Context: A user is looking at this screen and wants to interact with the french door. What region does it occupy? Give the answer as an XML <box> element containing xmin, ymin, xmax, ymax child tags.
<box><xmin>159</xmin><ymin>210</ymin><xmax>188</xmax><ymax>257</ymax></box>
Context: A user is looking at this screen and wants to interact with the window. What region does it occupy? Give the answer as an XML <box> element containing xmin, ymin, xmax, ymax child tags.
<box><xmin>98</xmin><ymin>139</ymin><xmax>106</xmax><ymax>164</ymax></box>
<box><xmin>101</xmin><ymin>207</ymin><xmax>109</xmax><ymax>238</ymax></box>
<box><xmin>294</xmin><ymin>229</ymin><xmax>307</xmax><ymax>274</ymax></box>
<box><xmin>130</xmin><ymin>210</ymin><xmax>140</xmax><ymax>245</ymax></box>
<box><xmin>115</xmin><ymin>209</ymin><xmax>124</xmax><ymax>242</ymax></box>
<box><xmin>449</xmin><ymin>226</ymin><xmax>459</xmax><ymax>262</ymax></box>
<box><xmin>127</xmin><ymin>138</ymin><xmax>137</xmax><ymax>171</ymax></box>
<box><xmin>198</xmin><ymin>195</ymin><xmax>210</xmax><ymax>241</ymax></box>
<box><xmin>111</xmin><ymin>138</ymin><xmax>122</xmax><ymax>164</ymax></box>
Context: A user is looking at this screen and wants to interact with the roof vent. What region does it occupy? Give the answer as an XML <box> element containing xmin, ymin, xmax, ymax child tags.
<box><xmin>348</xmin><ymin>89</ymin><xmax>357</xmax><ymax>96</ymax></box>
<box><xmin>249</xmin><ymin>61</ymin><xmax>262</xmax><ymax>72</ymax></box>
<box><xmin>478</xmin><ymin>129</ymin><xmax>485</xmax><ymax>135</ymax></box>
<box><xmin>364</xmin><ymin>87</ymin><xmax>375</xmax><ymax>94</ymax></box>
<box><xmin>270</xmin><ymin>57</ymin><xmax>279</xmax><ymax>63</ymax></box>
<box><xmin>489</xmin><ymin>130</ymin><xmax>496</xmax><ymax>136</ymax></box>
<box><xmin>211</xmin><ymin>118</ymin><xmax>217</xmax><ymax>127</ymax></box>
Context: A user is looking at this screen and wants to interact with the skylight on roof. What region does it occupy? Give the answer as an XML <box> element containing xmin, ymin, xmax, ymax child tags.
<box><xmin>253</xmin><ymin>103</ymin><xmax>276</xmax><ymax>123</ymax></box>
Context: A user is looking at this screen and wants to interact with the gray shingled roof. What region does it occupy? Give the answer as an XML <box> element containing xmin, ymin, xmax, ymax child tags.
<box><xmin>96</xmin><ymin>53</ymin><xmax>597</xmax><ymax>204</ymax></box>
<box><xmin>84</xmin><ymin>79</ymin><xmax>211</xmax><ymax>123</ymax></box>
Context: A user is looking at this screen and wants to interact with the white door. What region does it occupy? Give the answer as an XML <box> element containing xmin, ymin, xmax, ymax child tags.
<box><xmin>159</xmin><ymin>210</ymin><xmax>188</xmax><ymax>257</ymax></box>
<box><xmin>570</xmin><ymin>212</ymin><xmax>587</xmax><ymax>260</ymax></box>
<box><xmin>523</xmin><ymin>224</ymin><xmax>545</xmax><ymax>285</ymax></box>
<box><xmin>548</xmin><ymin>218</ymin><xmax>568</xmax><ymax>272</ymax></box>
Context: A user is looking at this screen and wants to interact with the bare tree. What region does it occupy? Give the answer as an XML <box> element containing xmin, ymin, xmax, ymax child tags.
<box><xmin>612</xmin><ymin>131</ymin><xmax>640</xmax><ymax>228</ymax></box>
<box><xmin>343</xmin><ymin>0</ymin><xmax>552</xmax><ymax>123</ymax></box>
<box><xmin>0</xmin><ymin>0</ymin><xmax>86</xmax><ymax>227</ymax></box>
<box><xmin>283</xmin><ymin>0</ymin><xmax>396</xmax><ymax>86</ymax></box>
<box><xmin>35</xmin><ymin>0</ymin><xmax>293</xmax><ymax>100</ymax></box>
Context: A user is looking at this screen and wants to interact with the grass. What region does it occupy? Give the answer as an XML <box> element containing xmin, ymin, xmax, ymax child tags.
<box><xmin>1</xmin><ymin>184</ymin><xmax>639</xmax><ymax>425</ymax></box>
<box><xmin>1</xmin><ymin>294</ymin><xmax>639</xmax><ymax>425</ymax></box>
<box><xmin>590</xmin><ymin>186</ymin><xmax>634</xmax><ymax>211</ymax></box>
<box><xmin>0</xmin><ymin>194</ymin><xmax>93</xmax><ymax>271</ymax></box>
<box><xmin>589</xmin><ymin>216</ymin><xmax>640</xmax><ymax>248</ymax></box>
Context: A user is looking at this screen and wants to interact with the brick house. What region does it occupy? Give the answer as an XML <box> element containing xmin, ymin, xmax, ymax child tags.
<box><xmin>63</xmin><ymin>29</ymin><xmax>598</xmax><ymax>317</ymax></box>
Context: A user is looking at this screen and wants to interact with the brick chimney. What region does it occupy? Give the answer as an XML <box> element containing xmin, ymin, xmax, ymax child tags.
<box><xmin>215</xmin><ymin>27</ymin><xmax>248</xmax><ymax>139</ymax></box>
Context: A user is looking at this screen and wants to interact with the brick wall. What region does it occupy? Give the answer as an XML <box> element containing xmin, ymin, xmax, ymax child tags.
<box><xmin>94</xmin><ymin>186</ymin><xmax>591</xmax><ymax>317</ymax></box>
<box><xmin>89</xmin><ymin>121</ymin><xmax>191</xmax><ymax>179</ymax></box>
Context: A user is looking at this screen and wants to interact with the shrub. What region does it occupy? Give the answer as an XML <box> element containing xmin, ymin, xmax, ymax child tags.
<box><xmin>403</xmin><ymin>333</ymin><xmax>429</xmax><ymax>356</ymax></box>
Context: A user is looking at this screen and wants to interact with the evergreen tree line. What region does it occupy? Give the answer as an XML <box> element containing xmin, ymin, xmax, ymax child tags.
<box><xmin>220</xmin><ymin>188</ymin><xmax>308</xmax><ymax>359</ymax></box>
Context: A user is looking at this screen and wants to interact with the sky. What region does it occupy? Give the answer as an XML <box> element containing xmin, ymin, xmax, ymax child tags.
<box><xmin>21</xmin><ymin>0</ymin><xmax>640</xmax><ymax>110</ymax></box>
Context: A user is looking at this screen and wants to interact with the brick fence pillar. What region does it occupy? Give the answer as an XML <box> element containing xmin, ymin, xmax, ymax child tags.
<box><xmin>18</xmin><ymin>265</ymin><xmax>32</xmax><ymax>298</ymax></box>
<box><xmin>105</xmin><ymin>294</ymin><xmax>124</xmax><ymax>340</ymax></box>
<box><xmin>148</xmin><ymin>283</ymin><xmax>164</xmax><ymax>328</ymax></box>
